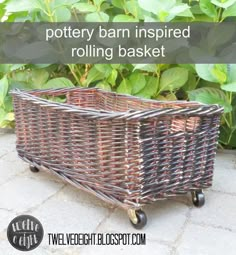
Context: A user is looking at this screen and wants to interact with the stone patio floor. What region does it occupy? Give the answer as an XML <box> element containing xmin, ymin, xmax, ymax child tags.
<box><xmin>0</xmin><ymin>131</ymin><xmax>236</xmax><ymax>255</ymax></box>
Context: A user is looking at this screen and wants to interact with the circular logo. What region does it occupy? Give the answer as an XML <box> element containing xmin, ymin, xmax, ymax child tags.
<box><xmin>7</xmin><ymin>215</ymin><xmax>44</xmax><ymax>251</ymax></box>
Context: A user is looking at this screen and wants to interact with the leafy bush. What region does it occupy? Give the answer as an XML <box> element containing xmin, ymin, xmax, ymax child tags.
<box><xmin>0</xmin><ymin>0</ymin><xmax>236</xmax><ymax>148</ymax></box>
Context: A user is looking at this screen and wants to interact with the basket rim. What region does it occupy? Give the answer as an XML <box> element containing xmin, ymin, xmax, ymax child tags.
<box><xmin>10</xmin><ymin>88</ymin><xmax>224</xmax><ymax>120</ymax></box>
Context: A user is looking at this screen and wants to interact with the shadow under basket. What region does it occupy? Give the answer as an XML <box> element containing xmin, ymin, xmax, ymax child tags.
<box><xmin>11</xmin><ymin>87</ymin><xmax>223</xmax><ymax>229</ymax></box>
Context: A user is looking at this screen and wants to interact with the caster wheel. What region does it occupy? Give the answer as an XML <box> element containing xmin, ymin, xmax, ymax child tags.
<box><xmin>30</xmin><ymin>165</ymin><xmax>39</xmax><ymax>173</ymax></box>
<box><xmin>128</xmin><ymin>209</ymin><xmax>147</xmax><ymax>229</ymax></box>
<box><xmin>191</xmin><ymin>190</ymin><xmax>205</xmax><ymax>207</ymax></box>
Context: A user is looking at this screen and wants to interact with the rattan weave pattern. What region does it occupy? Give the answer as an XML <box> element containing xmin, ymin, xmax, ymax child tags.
<box><xmin>11</xmin><ymin>88</ymin><xmax>223</xmax><ymax>209</ymax></box>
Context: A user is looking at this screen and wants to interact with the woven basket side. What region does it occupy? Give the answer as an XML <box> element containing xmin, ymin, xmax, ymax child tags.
<box><xmin>198</xmin><ymin>114</ymin><xmax>221</xmax><ymax>187</ymax></box>
<box><xmin>66</xmin><ymin>88</ymin><xmax>202</xmax><ymax>112</ymax></box>
<box><xmin>13</xmin><ymin>92</ymin><xmax>143</xmax><ymax>205</ymax></box>
<box><xmin>131</xmin><ymin>113</ymin><xmax>222</xmax><ymax>205</ymax></box>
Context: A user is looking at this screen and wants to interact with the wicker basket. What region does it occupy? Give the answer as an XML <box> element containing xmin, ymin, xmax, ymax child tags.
<box><xmin>11</xmin><ymin>88</ymin><xmax>223</xmax><ymax>228</ymax></box>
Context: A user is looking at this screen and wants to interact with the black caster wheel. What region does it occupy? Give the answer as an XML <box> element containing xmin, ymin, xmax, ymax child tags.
<box><xmin>30</xmin><ymin>165</ymin><xmax>39</xmax><ymax>173</ymax></box>
<box><xmin>128</xmin><ymin>209</ymin><xmax>147</xmax><ymax>229</ymax></box>
<box><xmin>191</xmin><ymin>190</ymin><xmax>205</xmax><ymax>207</ymax></box>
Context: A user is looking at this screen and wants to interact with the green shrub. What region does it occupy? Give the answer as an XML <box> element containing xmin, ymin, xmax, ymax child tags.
<box><xmin>0</xmin><ymin>0</ymin><xmax>236</xmax><ymax>148</ymax></box>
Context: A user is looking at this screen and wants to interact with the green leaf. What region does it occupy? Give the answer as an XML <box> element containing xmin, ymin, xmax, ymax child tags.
<box><xmin>177</xmin><ymin>7</ymin><xmax>194</xmax><ymax>17</ymax></box>
<box><xmin>157</xmin><ymin>4</ymin><xmax>191</xmax><ymax>21</ymax></box>
<box><xmin>195</xmin><ymin>64</ymin><xmax>219</xmax><ymax>83</ymax></box>
<box><xmin>138</xmin><ymin>0</ymin><xmax>160</xmax><ymax>13</ymax></box>
<box><xmin>0</xmin><ymin>64</ymin><xmax>11</xmax><ymax>73</ymax></box>
<box><xmin>0</xmin><ymin>4</ymin><xmax>4</xmax><ymax>19</ymax></box>
<box><xmin>191</xmin><ymin>4</ymin><xmax>204</xmax><ymax>15</ymax></box>
<box><xmin>0</xmin><ymin>107</ymin><xmax>14</xmax><ymax>127</ymax></box>
<box><xmin>5</xmin><ymin>12</ymin><xmax>30</xmax><ymax>22</ymax></box>
<box><xmin>9</xmin><ymin>80</ymin><xmax>33</xmax><ymax>90</ymax></box>
<box><xmin>5</xmin><ymin>112</ymin><xmax>14</xmax><ymax>121</ymax></box>
<box><xmin>129</xmin><ymin>72</ymin><xmax>146</xmax><ymax>94</ymax></box>
<box><xmin>169</xmin><ymin>4</ymin><xmax>191</xmax><ymax>17</ymax></box>
<box><xmin>220</xmin><ymin>124</ymin><xmax>236</xmax><ymax>147</ymax></box>
<box><xmin>53</xmin><ymin>7</ymin><xmax>71</xmax><ymax>21</ymax></box>
<box><xmin>144</xmin><ymin>16</ymin><xmax>158</xmax><ymax>22</ymax></box>
<box><xmin>113</xmin><ymin>14</ymin><xmax>139</xmax><ymax>22</ymax></box>
<box><xmin>3</xmin><ymin>96</ymin><xmax>13</xmax><ymax>112</ymax></box>
<box><xmin>228</xmin><ymin>64</ymin><xmax>236</xmax><ymax>82</ymax></box>
<box><xmin>223</xmin><ymin>3</ymin><xmax>236</xmax><ymax>18</ymax></box>
<box><xmin>85</xmin><ymin>12</ymin><xmax>109</xmax><ymax>22</ymax></box>
<box><xmin>10</xmin><ymin>64</ymin><xmax>25</xmax><ymax>71</ymax></box>
<box><xmin>221</xmin><ymin>83</ymin><xmax>236</xmax><ymax>92</ymax></box>
<box><xmin>11</xmin><ymin>70</ymin><xmax>31</xmax><ymax>83</ymax></box>
<box><xmin>125</xmin><ymin>0</ymin><xmax>144</xmax><ymax>19</ymax></box>
<box><xmin>0</xmin><ymin>75</ymin><xmax>9</xmax><ymax>107</ymax></box>
<box><xmin>107</xmin><ymin>69</ymin><xmax>118</xmax><ymax>86</ymax></box>
<box><xmin>5</xmin><ymin>0</ymin><xmax>40</xmax><ymax>12</ymax></box>
<box><xmin>178</xmin><ymin>64</ymin><xmax>196</xmax><ymax>72</ymax></box>
<box><xmin>31</xmin><ymin>64</ymin><xmax>52</xmax><ymax>69</ymax></box>
<box><xmin>9</xmin><ymin>69</ymin><xmax>48</xmax><ymax>89</ymax></box>
<box><xmin>117</xmin><ymin>79</ymin><xmax>132</xmax><ymax>94</ymax></box>
<box><xmin>0</xmin><ymin>109</ymin><xmax>7</xmax><ymax>126</ymax></box>
<box><xmin>133</xmin><ymin>64</ymin><xmax>157</xmax><ymax>72</ymax></box>
<box><xmin>112</xmin><ymin>0</ymin><xmax>125</xmax><ymax>9</ymax></box>
<box><xmin>159</xmin><ymin>64</ymin><xmax>171</xmax><ymax>72</ymax></box>
<box><xmin>73</xmin><ymin>3</ymin><xmax>97</xmax><ymax>12</ymax></box>
<box><xmin>182</xmin><ymin>71</ymin><xmax>197</xmax><ymax>92</ymax></box>
<box><xmin>48</xmin><ymin>97</ymin><xmax>66</xmax><ymax>103</ymax></box>
<box><xmin>232</xmin><ymin>105</ymin><xmax>236</xmax><ymax>128</ymax></box>
<box><xmin>135</xmin><ymin>76</ymin><xmax>159</xmax><ymax>98</ymax></box>
<box><xmin>200</xmin><ymin>0</ymin><xmax>217</xmax><ymax>18</ymax></box>
<box><xmin>191</xmin><ymin>13</ymin><xmax>216</xmax><ymax>21</ymax></box>
<box><xmin>30</xmin><ymin>69</ymin><xmax>49</xmax><ymax>89</ymax></box>
<box><xmin>93</xmin><ymin>0</ymin><xmax>106</xmax><ymax>7</ymax></box>
<box><xmin>139</xmin><ymin>0</ymin><xmax>190</xmax><ymax>21</ymax></box>
<box><xmin>51</xmin><ymin>0</ymin><xmax>79</xmax><ymax>9</ymax></box>
<box><xmin>138</xmin><ymin>0</ymin><xmax>175</xmax><ymax>14</ymax></box>
<box><xmin>43</xmin><ymin>77</ymin><xmax>74</xmax><ymax>89</ymax></box>
<box><xmin>111</xmin><ymin>64</ymin><xmax>120</xmax><ymax>69</ymax></box>
<box><xmin>211</xmin><ymin>0</ymin><xmax>236</xmax><ymax>8</ymax></box>
<box><xmin>96</xmin><ymin>81</ymin><xmax>111</xmax><ymax>91</ymax></box>
<box><xmin>86</xmin><ymin>66</ymin><xmax>105</xmax><ymax>85</ymax></box>
<box><xmin>94</xmin><ymin>64</ymin><xmax>113</xmax><ymax>77</ymax></box>
<box><xmin>211</xmin><ymin>64</ymin><xmax>228</xmax><ymax>84</ymax></box>
<box><xmin>158</xmin><ymin>10</ymin><xmax>170</xmax><ymax>21</ymax></box>
<box><xmin>188</xmin><ymin>87</ymin><xmax>232</xmax><ymax>112</ymax></box>
<box><xmin>157</xmin><ymin>93</ymin><xmax>177</xmax><ymax>101</ymax></box>
<box><xmin>159</xmin><ymin>67</ymin><xmax>188</xmax><ymax>92</ymax></box>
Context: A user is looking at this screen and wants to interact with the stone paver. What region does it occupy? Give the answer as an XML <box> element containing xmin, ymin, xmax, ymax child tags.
<box><xmin>29</xmin><ymin>196</ymin><xmax>110</xmax><ymax>253</ymax></box>
<box><xmin>20</xmin><ymin>165</ymin><xmax>66</xmax><ymax>183</ymax></box>
<box><xmin>80</xmin><ymin>240</ymin><xmax>171</xmax><ymax>255</ymax></box>
<box><xmin>0</xmin><ymin>133</ymin><xmax>16</xmax><ymax>156</ymax></box>
<box><xmin>0</xmin><ymin>209</ymin><xmax>16</xmax><ymax>234</ymax></box>
<box><xmin>0</xmin><ymin>150</ymin><xmax>23</xmax><ymax>163</ymax></box>
<box><xmin>190</xmin><ymin>191</ymin><xmax>236</xmax><ymax>232</ymax></box>
<box><xmin>0</xmin><ymin>132</ymin><xmax>236</xmax><ymax>255</ymax></box>
<box><xmin>0</xmin><ymin>176</ymin><xmax>64</xmax><ymax>213</ymax></box>
<box><xmin>0</xmin><ymin>159</ymin><xmax>27</xmax><ymax>185</ymax></box>
<box><xmin>212</xmin><ymin>152</ymin><xmax>236</xmax><ymax>194</ymax></box>
<box><xmin>176</xmin><ymin>223</ymin><xmax>236</xmax><ymax>255</ymax></box>
<box><xmin>56</xmin><ymin>185</ymin><xmax>116</xmax><ymax>209</ymax></box>
<box><xmin>31</xmin><ymin>196</ymin><xmax>110</xmax><ymax>234</ymax></box>
<box><xmin>97</xmin><ymin>200</ymin><xmax>189</xmax><ymax>244</ymax></box>
<box><xmin>0</xmin><ymin>240</ymin><xmax>51</xmax><ymax>255</ymax></box>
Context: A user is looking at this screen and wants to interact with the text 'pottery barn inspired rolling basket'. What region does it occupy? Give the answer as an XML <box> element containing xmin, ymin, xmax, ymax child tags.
<box><xmin>11</xmin><ymin>88</ymin><xmax>223</xmax><ymax>229</ymax></box>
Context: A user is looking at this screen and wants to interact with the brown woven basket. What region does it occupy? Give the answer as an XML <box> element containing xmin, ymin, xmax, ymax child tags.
<box><xmin>11</xmin><ymin>87</ymin><xmax>223</xmax><ymax>223</ymax></box>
